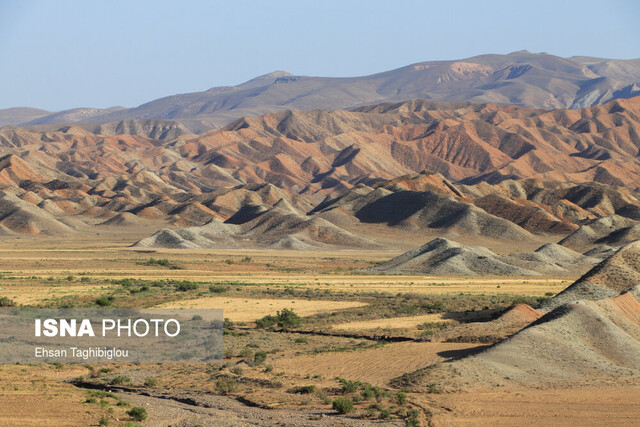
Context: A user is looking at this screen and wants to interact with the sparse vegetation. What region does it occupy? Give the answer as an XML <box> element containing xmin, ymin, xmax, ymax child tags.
<box><xmin>209</xmin><ymin>284</ymin><xmax>228</xmax><ymax>293</ymax></box>
<box><xmin>253</xmin><ymin>351</ymin><xmax>267</xmax><ymax>365</ymax></box>
<box><xmin>255</xmin><ymin>308</ymin><xmax>301</xmax><ymax>329</ymax></box>
<box><xmin>143</xmin><ymin>377</ymin><xmax>157</xmax><ymax>387</ymax></box>
<box><xmin>126</xmin><ymin>407</ymin><xmax>147</xmax><ymax>421</ymax></box>
<box><xmin>339</xmin><ymin>378</ymin><xmax>362</xmax><ymax>394</ymax></box>
<box><xmin>332</xmin><ymin>397</ymin><xmax>354</xmax><ymax>414</ymax></box>
<box><xmin>139</xmin><ymin>257</ymin><xmax>182</xmax><ymax>269</ymax></box>
<box><xmin>0</xmin><ymin>297</ymin><xmax>16</xmax><ymax>307</ymax></box>
<box><xmin>94</xmin><ymin>295</ymin><xmax>114</xmax><ymax>306</ymax></box>
<box><xmin>109</xmin><ymin>375</ymin><xmax>131</xmax><ymax>385</ymax></box>
<box><xmin>175</xmin><ymin>281</ymin><xmax>198</xmax><ymax>292</ymax></box>
<box><xmin>215</xmin><ymin>377</ymin><xmax>237</xmax><ymax>395</ymax></box>
<box><xmin>290</xmin><ymin>385</ymin><xmax>316</xmax><ymax>394</ymax></box>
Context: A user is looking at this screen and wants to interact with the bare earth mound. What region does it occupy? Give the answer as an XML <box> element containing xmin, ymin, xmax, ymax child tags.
<box><xmin>452</xmin><ymin>289</ymin><xmax>640</xmax><ymax>384</ymax></box>
<box><xmin>430</xmin><ymin>304</ymin><xmax>543</xmax><ymax>344</ymax></box>
<box><xmin>133</xmin><ymin>202</ymin><xmax>378</xmax><ymax>249</ymax></box>
<box><xmin>368</xmin><ymin>238</ymin><xmax>597</xmax><ymax>276</ymax></box>
<box><xmin>543</xmin><ymin>240</ymin><xmax>640</xmax><ymax>311</ymax></box>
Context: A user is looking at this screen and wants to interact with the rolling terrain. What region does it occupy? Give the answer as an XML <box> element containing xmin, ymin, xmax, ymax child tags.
<box><xmin>3</xmin><ymin>51</ymin><xmax>639</xmax><ymax>132</ymax></box>
<box><xmin>0</xmin><ymin>97</ymin><xmax>639</xmax><ymax>253</ymax></box>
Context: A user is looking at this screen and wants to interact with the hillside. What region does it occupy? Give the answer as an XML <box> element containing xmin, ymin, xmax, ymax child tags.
<box><xmin>0</xmin><ymin>98</ymin><xmax>639</xmax><ymax>247</ymax></box>
<box><xmin>400</xmin><ymin>243</ymin><xmax>640</xmax><ymax>388</ymax></box>
<box><xmin>5</xmin><ymin>52</ymin><xmax>640</xmax><ymax>131</ymax></box>
<box><xmin>542</xmin><ymin>241</ymin><xmax>640</xmax><ymax>311</ymax></box>
<box><xmin>368</xmin><ymin>238</ymin><xmax>598</xmax><ymax>276</ymax></box>
<box><xmin>452</xmin><ymin>289</ymin><xmax>640</xmax><ymax>384</ymax></box>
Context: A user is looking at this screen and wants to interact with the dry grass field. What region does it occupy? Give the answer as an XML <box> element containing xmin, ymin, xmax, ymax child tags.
<box><xmin>0</xmin><ymin>235</ymin><xmax>632</xmax><ymax>426</ymax></box>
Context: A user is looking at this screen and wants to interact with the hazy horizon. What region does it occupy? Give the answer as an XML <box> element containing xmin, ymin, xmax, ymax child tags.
<box><xmin>1</xmin><ymin>0</ymin><xmax>639</xmax><ymax>111</ymax></box>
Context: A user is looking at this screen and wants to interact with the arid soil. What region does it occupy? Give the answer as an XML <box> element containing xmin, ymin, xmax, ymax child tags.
<box><xmin>0</xmin><ymin>235</ymin><xmax>638</xmax><ymax>426</ymax></box>
<box><xmin>157</xmin><ymin>297</ymin><xmax>368</xmax><ymax>322</ymax></box>
<box><xmin>426</xmin><ymin>386</ymin><xmax>640</xmax><ymax>426</ymax></box>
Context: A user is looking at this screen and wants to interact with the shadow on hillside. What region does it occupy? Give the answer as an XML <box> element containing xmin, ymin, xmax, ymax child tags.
<box><xmin>437</xmin><ymin>344</ymin><xmax>491</xmax><ymax>360</ymax></box>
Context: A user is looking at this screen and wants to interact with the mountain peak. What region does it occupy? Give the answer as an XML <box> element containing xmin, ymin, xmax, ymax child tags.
<box><xmin>229</xmin><ymin>70</ymin><xmax>297</xmax><ymax>91</ymax></box>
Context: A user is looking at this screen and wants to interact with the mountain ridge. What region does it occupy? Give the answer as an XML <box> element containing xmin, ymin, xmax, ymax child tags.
<box><xmin>4</xmin><ymin>51</ymin><xmax>640</xmax><ymax>132</ymax></box>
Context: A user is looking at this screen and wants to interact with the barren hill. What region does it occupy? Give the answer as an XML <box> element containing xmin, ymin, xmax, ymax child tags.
<box><xmin>368</xmin><ymin>238</ymin><xmax>597</xmax><ymax>276</ymax></box>
<box><xmin>179</xmin><ymin>97</ymin><xmax>640</xmax><ymax>190</ymax></box>
<box><xmin>8</xmin><ymin>52</ymin><xmax>640</xmax><ymax>131</ymax></box>
<box><xmin>411</xmin><ymin>248</ymin><xmax>640</xmax><ymax>387</ymax></box>
<box><xmin>1</xmin><ymin>98</ymin><xmax>639</xmax><ymax>246</ymax></box>
<box><xmin>542</xmin><ymin>240</ymin><xmax>640</xmax><ymax>311</ymax></box>
<box><xmin>0</xmin><ymin>107</ymin><xmax>50</xmax><ymax>127</ymax></box>
<box><xmin>451</xmin><ymin>289</ymin><xmax>640</xmax><ymax>384</ymax></box>
<box><xmin>559</xmin><ymin>215</ymin><xmax>639</xmax><ymax>248</ymax></box>
<box><xmin>133</xmin><ymin>201</ymin><xmax>378</xmax><ymax>250</ymax></box>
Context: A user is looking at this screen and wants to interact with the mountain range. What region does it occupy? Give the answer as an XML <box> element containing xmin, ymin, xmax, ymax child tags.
<box><xmin>2</xmin><ymin>51</ymin><xmax>639</xmax><ymax>132</ymax></box>
<box><xmin>1</xmin><ymin>96</ymin><xmax>639</xmax><ymax>251</ymax></box>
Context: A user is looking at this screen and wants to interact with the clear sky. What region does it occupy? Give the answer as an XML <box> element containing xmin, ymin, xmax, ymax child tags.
<box><xmin>1</xmin><ymin>0</ymin><xmax>639</xmax><ymax>111</ymax></box>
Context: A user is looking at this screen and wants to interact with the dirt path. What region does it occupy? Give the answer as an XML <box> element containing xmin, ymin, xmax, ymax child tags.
<box><xmin>109</xmin><ymin>389</ymin><xmax>403</xmax><ymax>426</ymax></box>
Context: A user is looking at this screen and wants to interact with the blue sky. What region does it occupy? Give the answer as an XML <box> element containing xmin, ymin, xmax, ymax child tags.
<box><xmin>1</xmin><ymin>0</ymin><xmax>639</xmax><ymax>111</ymax></box>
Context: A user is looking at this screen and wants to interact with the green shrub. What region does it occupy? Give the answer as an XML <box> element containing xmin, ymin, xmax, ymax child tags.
<box><xmin>379</xmin><ymin>408</ymin><xmax>392</xmax><ymax>419</ymax></box>
<box><xmin>215</xmin><ymin>377</ymin><xmax>237</xmax><ymax>395</ymax></box>
<box><xmin>126</xmin><ymin>406</ymin><xmax>147</xmax><ymax>421</ymax></box>
<box><xmin>406</xmin><ymin>409</ymin><xmax>420</xmax><ymax>426</ymax></box>
<box><xmin>255</xmin><ymin>315</ymin><xmax>277</xmax><ymax>328</ymax></box>
<box><xmin>361</xmin><ymin>385</ymin><xmax>375</xmax><ymax>400</ymax></box>
<box><xmin>231</xmin><ymin>366</ymin><xmax>243</xmax><ymax>375</ymax></box>
<box><xmin>373</xmin><ymin>386</ymin><xmax>388</xmax><ymax>402</ymax></box>
<box><xmin>332</xmin><ymin>397</ymin><xmax>354</xmax><ymax>414</ymax></box>
<box><xmin>253</xmin><ymin>351</ymin><xmax>267</xmax><ymax>365</ymax></box>
<box><xmin>339</xmin><ymin>378</ymin><xmax>362</xmax><ymax>394</ymax></box>
<box><xmin>143</xmin><ymin>377</ymin><xmax>157</xmax><ymax>387</ymax></box>
<box><xmin>256</xmin><ymin>308</ymin><xmax>301</xmax><ymax>329</ymax></box>
<box><xmin>109</xmin><ymin>375</ymin><xmax>131</xmax><ymax>385</ymax></box>
<box><xmin>175</xmin><ymin>281</ymin><xmax>198</xmax><ymax>292</ymax></box>
<box><xmin>290</xmin><ymin>385</ymin><xmax>316</xmax><ymax>394</ymax></box>
<box><xmin>95</xmin><ymin>296</ymin><xmax>113</xmax><ymax>307</ymax></box>
<box><xmin>98</xmin><ymin>416</ymin><xmax>109</xmax><ymax>426</ymax></box>
<box><xmin>277</xmin><ymin>308</ymin><xmax>301</xmax><ymax>327</ymax></box>
<box><xmin>209</xmin><ymin>284</ymin><xmax>228</xmax><ymax>293</ymax></box>
<box><xmin>395</xmin><ymin>391</ymin><xmax>407</xmax><ymax>405</ymax></box>
<box><xmin>0</xmin><ymin>297</ymin><xmax>16</xmax><ymax>307</ymax></box>
<box><xmin>114</xmin><ymin>278</ymin><xmax>133</xmax><ymax>287</ymax></box>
